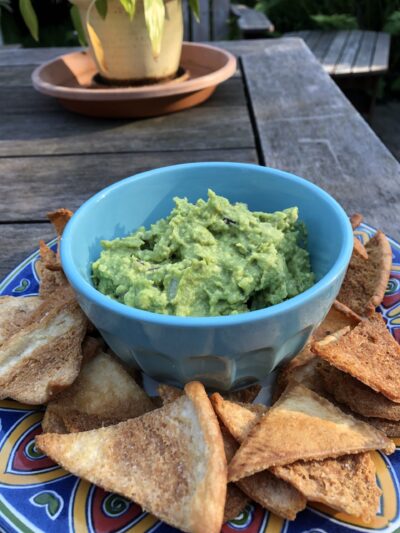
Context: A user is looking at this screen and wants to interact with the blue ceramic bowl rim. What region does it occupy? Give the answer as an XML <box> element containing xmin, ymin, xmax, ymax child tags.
<box><xmin>61</xmin><ymin>162</ymin><xmax>354</xmax><ymax>328</ymax></box>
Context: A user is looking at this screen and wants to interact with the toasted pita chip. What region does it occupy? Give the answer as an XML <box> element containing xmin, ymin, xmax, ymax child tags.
<box><xmin>314</xmin><ymin>301</ymin><xmax>361</xmax><ymax>341</ymax></box>
<box><xmin>0</xmin><ymin>298</ymin><xmax>87</xmax><ymax>404</ymax></box>
<box><xmin>0</xmin><ymin>296</ymin><xmax>41</xmax><ymax>346</ymax></box>
<box><xmin>365</xmin><ymin>417</ymin><xmax>400</xmax><ymax>438</ymax></box>
<box><xmin>47</xmin><ymin>208</ymin><xmax>73</xmax><ymax>237</ymax></box>
<box><xmin>42</xmin><ymin>408</ymin><xmax>67</xmax><ymax>434</ymax></box>
<box><xmin>313</xmin><ymin>313</ymin><xmax>400</xmax><ymax>402</ymax></box>
<box><xmin>81</xmin><ymin>335</ymin><xmax>105</xmax><ymax>364</ymax></box>
<box><xmin>44</xmin><ymin>351</ymin><xmax>155</xmax><ymax>433</ymax></box>
<box><xmin>211</xmin><ymin>394</ymin><xmax>268</xmax><ymax>442</ymax></box>
<box><xmin>272</xmin><ymin>302</ymin><xmax>361</xmax><ymax>403</ymax></box>
<box><xmin>319</xmin><ymin>362</ymin><xmax>400</xmax><ymax>421</ymax></box>
<box><xmin>228</xmin><ymin>383</ymin><xmax>394</xmax><ymax>482</ymax></box>
<box><xmin>221</xmin><ymin>428</ymin><xmax>249</xmax><ymax>523</ymax></box>
<box><xmin>37</xmin><ymin>381</ymin><xmax>227</xmax><ymax>533</ymax></box>
<box><xmin>158</xmin><ymin>384</ymin><xmax>183</xmax><ymax>404</ymax></box>
<box><xmin>350</xmin><ymin>213</ymin><xmax>363</xmax><ymax>230</ymax></box>
<box><xmin>212</xmin><ymin>396</ymin><xmax>307</xmax><ymax>520</ymax></box>
<box><xmin>39</xmin><ymin>239</ymin><xmax>61</xmax><ymax>271</ymax></box>
<box><xmin>158</xmin><ymin>383</ymin><xmax>262</xmax><ymax>407</ymax></box>
<box><xmin>353</xmin><ymin>237</ymin><xmax>368</xmax><ymax>260</ymax></box>
<box><xmin>36</xmin><ymin>260</ymin><xmax>70</xmax><ymax>298</ymax></box>
<box><xmin>337</xmin><ymin>231</ymin><xmax>392</xmax><ymax>316</ymax></box>
<box><xmin>273</xmin><ymin>453</ymin><xmax>380</xmax><ymax>522</ymax></box>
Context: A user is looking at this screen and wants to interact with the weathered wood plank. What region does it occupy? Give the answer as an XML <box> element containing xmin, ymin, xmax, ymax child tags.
<box><xmin>242</xmin><ymin>38</ymin><xmax>400</xmax><ymax>239</ymax></box>
<box><xmin>352</xmin><ymin>31</ymin><xmax>377</xmax><ymax>74</ymax></box>
<box><xmin>0</xmin><ymin>149</ymin><xmax>258</xmax><ymax>222</ymax></box>
<box><xmin>0</xmin><ymin>79</ymin><xmax>253</xmax><ymax>156</ymax></box>
<box><xmin>231</xmin><ymin>5</ymin><xmax>274</xmax><ymax>35</ymax></box>
<box><xmin>303</xmin><ymin>30</ymin><xmax>322</xmax><ymax>50</ymax></box>
<box><xmin>322</xmin><ymin>30</ymin><xmax>349</xmax><ymax>74</ymax></box>
<box><xmin>212</xmin><ymin>0</ymin><xmax>230</xmax><ymax>40</ymax></box>
<box><xmin>333</xmin><ymin>29</ymin><xmax>363</xmax><ymax>75</ymax></box>
<box><xmin>191</xmin><ymin>0</ymin><xmax>210</xmax><ymax>41</ymax></box>
<box><xmin>183</xmin><ymin>1</ymin><xmax>190</xmax><ymax>40</ymax></box>
<box><xmin>0</xmin><ymin>47</ymin><xmax>81</xmax><ymax>66</ymax></box>
<box><xmin>310</xmin><ymin>31</ymin><xmax>336</xmax><ymax>62</ymax></box>
<box><xmin>0</xmin><ymin>223</ymin><xmax>54</xmax><ymax>282</ymax></box>
<box><xmin>371</xmin><ymin>32</ymin><xmax>390</xmax><ymax>73</ymax></box>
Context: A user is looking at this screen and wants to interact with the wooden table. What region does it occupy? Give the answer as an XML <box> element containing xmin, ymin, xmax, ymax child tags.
<box><xmin>1</xmin><ymin>38</ymin><xmax>399</xmax><ymax>281</ymax></box>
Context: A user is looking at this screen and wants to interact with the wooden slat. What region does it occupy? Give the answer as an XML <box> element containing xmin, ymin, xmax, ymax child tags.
<box><xmin>322</xmin><ymin>30</ymin><xmax>349</xmax><ymax>74</ymax></box>
<box><xmin>0</xmin><ymin>223</ymin><xmax>54</xmax><ymax>282</ymax></box>
<box><xmin>303</xmin><ymin>30</ymin><xmax>322</xmax><ymax>50</ymax></box>
<box><xmin>285</xmin><ymin>31</ymin><xmax>310</xmax><ymax>40</ymax></box>
<box><xmin>212</xmin><ymin>0</ymin><xmax>230</xmax><ymax>40</ymax></box>
<box><xmin>232</xmin><ymin>6</ymin><xmax>274</xmax><ymax>35</ymax></box>
<box><xmin>371</xmin><ymin>32</ymin><xmax>390</xmax><ymax>73</ymax></box>
<box><xmin>352</xmin><ymin>31</ymin><xmax>377</xmax><ymax>74</ymax></box>
<box><xmin>191</xmin><ymin>0</ymin><xmax>210</xmax><ymax>41</ymax></box>
<box><xmin>311</xmin><ymin>31</ymin><xmax>336</xmax><ymax>62</ymax></box>
<box><xmin>0</xmin><ymin>79</ymin><xmax>253</xmax><ymax>157</ymax></box>
<box><xmin>241</xmin><ymin>38</ymin><xmax>400</xmax><ymax>240</ymax></box>
<box><xmin>0</xmin><ymin>47</ymin><xmax>81</xmax><ymax>66</ymax></box>
<box><xmin>0</xmin><ymin>149</ymin><xmax>258</xmax><ymax>222</ymax></box>
<box><xmin>333</xmin><ymin>30</ymin><xmax>363</xmax><ymax>75</ymax></box>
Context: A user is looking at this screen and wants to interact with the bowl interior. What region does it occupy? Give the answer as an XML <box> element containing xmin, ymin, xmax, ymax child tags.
<box><xmin>63</xmin><ymin>163</ymin><xmax>349</xmax><ymax>300</ymax></box>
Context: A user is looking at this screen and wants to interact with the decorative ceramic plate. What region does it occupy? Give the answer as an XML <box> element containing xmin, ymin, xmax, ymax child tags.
<box><xmin>1</xmin><ymin>223</ymin><xmax>400</xmax><ymax>533</ymax></box>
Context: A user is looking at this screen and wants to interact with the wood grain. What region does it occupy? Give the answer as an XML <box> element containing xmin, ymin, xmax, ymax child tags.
<box><xmin>242</xmin><ymin>38</ymin><xmax>400</xmax><ymax>239</ymax></box>
<box><xmin>0</xmin><ymin>149</ymin><xmax>258</xmax><ymax>221</ymax></box>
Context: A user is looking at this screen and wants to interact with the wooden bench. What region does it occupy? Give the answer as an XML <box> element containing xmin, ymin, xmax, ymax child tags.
<box><xmin>284</xmin><ymin>30</ymin><xmax>391</xmax><ymax>117</ymax></box>
<box><xmin>184</xmin><ymin>1</ymin><xmax>274</xmax><ymax>41</ymax></box>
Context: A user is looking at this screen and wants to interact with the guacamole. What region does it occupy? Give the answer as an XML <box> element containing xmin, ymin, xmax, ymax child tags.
<box><xmin>92</xmin><ymin>190</ymin><xmax>314</xmax><ymax>316</ymax></box>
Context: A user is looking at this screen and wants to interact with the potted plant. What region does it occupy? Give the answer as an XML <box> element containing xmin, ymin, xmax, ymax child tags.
<box><xmin>18</xmin><ymin>0</ymin><xmax>199</xmax><ymax>83</ymax></box>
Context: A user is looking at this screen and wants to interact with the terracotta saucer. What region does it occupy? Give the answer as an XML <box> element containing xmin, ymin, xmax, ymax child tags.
<box><xmin>31</xmin><ymin>42</ymin><xmax>237</xmax><ymax>119</ymax></box>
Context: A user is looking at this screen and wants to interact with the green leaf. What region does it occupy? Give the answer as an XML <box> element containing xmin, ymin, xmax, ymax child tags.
<box><xmin>119</xmin><ymin>0</ymin><xmax>136</xmax><ymax>20</ymax></box>
<box><xmin>95</xmin><ymin>0</ymin><xmax>107</xmax><ymax>19</ymax></box>
<box><xmin>188</xmin><ymin>0</ymin><xmax>199</xmax><ymax>22</ymax></box>
<box><xmin>19</xmin><ymin>0</ymin><xmax>38</xmax><ymax>41</ymax></box>
<box><xmin>384</xmin><ymin>11</ymin><xmax>400</xmax><ymax>35</ymax></box>
<box><xmin>143</xmin><ymin>0</ymin><xmax>165</xmax><ymax>58</ymax></box>
<box><xmin>310</xmin><ymin>13</ymin><xmax>357</xmax><ymax>31</ymax></box>
<box><xmin>70</xmin><ymin>5</ymin><xmax>87</xmax><ymax>46</ymax></box>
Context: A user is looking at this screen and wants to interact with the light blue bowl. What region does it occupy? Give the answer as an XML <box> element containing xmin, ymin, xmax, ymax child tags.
<box><xmin>61</xmin><ymin>162</ymin><xmax>353</xmax><ymax>391</ymax></box>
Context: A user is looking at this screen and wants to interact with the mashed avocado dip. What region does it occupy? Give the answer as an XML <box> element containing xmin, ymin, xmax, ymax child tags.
<box><xmin>92</xmin><ymin>191</ymin><xmax>314</xmax><ymax>317</ymax></box>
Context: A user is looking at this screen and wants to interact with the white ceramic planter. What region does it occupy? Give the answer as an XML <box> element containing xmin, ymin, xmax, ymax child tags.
<box><xmin>70</xmin><ymin>0</ymin><xmax>183</xmax><ymax>83</ymax></box>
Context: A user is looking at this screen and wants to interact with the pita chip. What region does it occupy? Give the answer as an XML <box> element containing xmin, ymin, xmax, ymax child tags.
<box><xmin>273</xmin><ymin>453</ymin><xmax>381</xmax><ymax>522</ymax></box>
<box><xmin>0</xmin><ymin>296</ymin><xmax>41</xmax><ymax>346</ymax></box>
<box><xmin>365</xmin><ymin>417</ymin><xmax>400</xmax><ymax>438</ymax></box>
<box><xmin>228</xmin><ymin>383</ymin><xmax>394</xmax><ymax>482</ymax></box>
<box><xmin>158</xmin><ymin>384</ymin><xmax>183</xmax><ymax>404</ymax></box>
<box><xmin>319</xmin><ymin>362</ymin><xmax>400</xmax><ymax>421</ymax></box>
<box><xmin>221</xmin><ymin>428</ymin><xmax>249</xmax><ymax>523</ymax></box>
<box><xmin>158</xmin><ymin>383</ymin><xmax>261</xmax><ymax>407</ymax></box>
<box><xmin>42</xmin><ymin>351</ymin><xmax>155</xmax><ymax>433</ymax></box>
<box><xmin>0</xmin><ymin>297</ymin><xmax>87</xmax><ymax>404</ymax></box>
<box><xmin>37</xmin><ymin>381</ymin><xmax>227</xmax><ymax>533</ymax></box>
<box><xmin>337</xmin><ymin>231</ymin><xmax>392</xmax><ymax>316</ymax></box>
<box><xmin>313</xmin><ymin>313</ymin><xmax>400</xmax><ymax>402</ymax></box>
<box><xmin>314</xmin><ymin>300</ymin><xmax>361</xmax><ymax>341</ymax></box>
<box><xmin>212</xmin><ymin>396</ymin><xmax>306</xmax><ymax>520</ymax></box>
<box><xmin>353</xmin><ymin>237</ymin><xmax>368</xmax><ymax>260</ymax></box>
<box><xmin>350</xmin><ymin>213</ymin><xmax>363</xmax><ymax>230</ymax></box>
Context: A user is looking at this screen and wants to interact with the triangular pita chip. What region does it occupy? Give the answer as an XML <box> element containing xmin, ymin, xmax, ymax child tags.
<box><xmin>337</xmin><ymin>231</ymin><xmax>392</xmax><ymax>316</ymax></box>
<box><xmin>314</xmin><ymin>300</ymin><xmax>361</xmax><ymax>341</ymax></box>
<box><xmin>0</xmin><ymin>297</ymin><xmax>87</xmax><ymax>404</ymax></box>
<box><xmin>214</xmin><ymin>396</ymin><xmax>381</xmax><ymax>521</ymax></box>
<box><xmin>353</xmin><ymin>237</ymin><xmax>368</xmax><ymax>260</ymax></box>
<box><xmin>319</xmin><ymin>361</ymin><xmax>400</xmax><ymax>421</ymax></box>
<box><xmin>221</xmin><ymin>428</ymin><xmax>249</xmax><ymax>523</ymax></box>
<box><xmin>365</xmin><ymin>417</ymin><xmax>400</xmax><ymax>438</ymax></box>
<box><xmin>37</xmin><ymin>382</ymin><xmax>227</xmax><ymax>533</ymax></box>
<box><xmin>212</xmin><ymin>396</ymin><xmax>306</xmax><ymax>520</ymax></box>
<box><xmin>42</xmin><ymin>351</ymin><xmax>155</xmax><ymax>433</ymax></box>
<box><xmin>272</xmin><ymin>301</ymin><xmax>360</xmax><ymax>403</ymax></box>
<box><xmin>47</xmin><ymin>208</ymin><xmax>73</xmax><ymax>237</ymax></box>
<box><xmin>158</xmin><ymin>383</ymin><xmax>261</xmax><ymax>407</ymax></box>
<box><xmin>313</xmin><ymin>313</ymin><xmax>400</xmax><ymax>402</ymax></box>
<box><xmin>228</xmin><ymin>383</ymin><xmax>394</xmax><ymax>482</ymax></box>
<box><xmin>39</xmin><ymin>209</ymin><xmax>73</xmax><ymax>271</ymax></box>
<box><xmin>273</xmin><ymin>453</ymin><xmax>381</xmax><ymax>522</ymax></box>
<box><xmin>0</xmin><ymin>296</ymin><xmax>41</xmax><ymax>346</ymax></box>
<box><xmin>350</xmin><ymin>213</ymin><xmax>363</xmax><ymax>230</ymax></box>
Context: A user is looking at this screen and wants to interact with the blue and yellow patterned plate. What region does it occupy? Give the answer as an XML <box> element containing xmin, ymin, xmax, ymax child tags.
<box><xmin>1</xmin><ymin>223</ymin><xmax>400</xmax><ymax>533</ymax></box>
